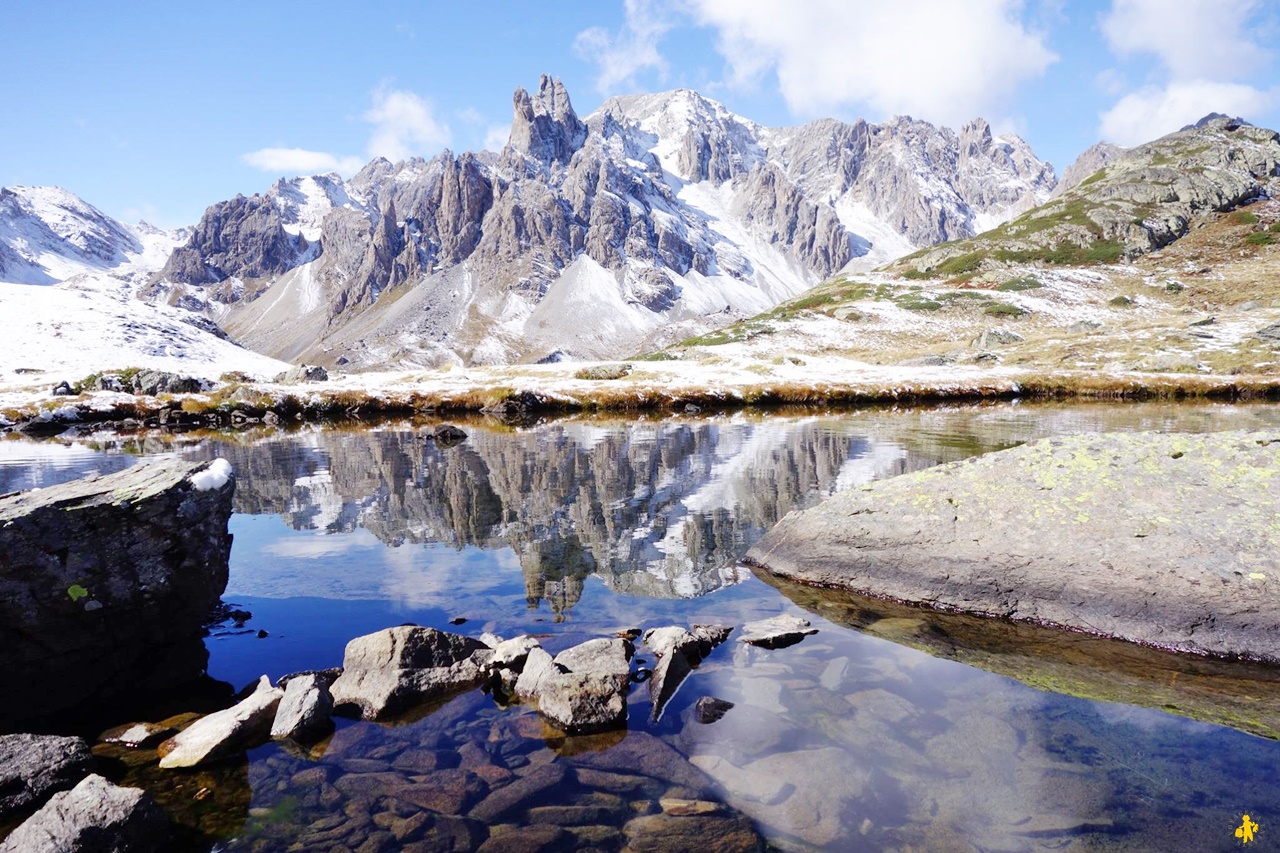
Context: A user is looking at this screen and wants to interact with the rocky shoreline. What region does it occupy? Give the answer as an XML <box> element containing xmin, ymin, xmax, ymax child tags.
<box><xmin>5</xmin><ymin>363</ymin><xmax>1280</xmax><ymax>439</ymax></box>
<box><xmin>747</xmin><ymin>429</ymin><xmax>1280</xmax><ymax>662</ymax></box>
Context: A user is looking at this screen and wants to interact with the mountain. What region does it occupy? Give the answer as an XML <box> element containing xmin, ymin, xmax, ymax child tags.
<box><xmin>898</xmin><ymin>116</ymin><xmax>1280</xmax><ymax>274</ymax></box>
<box><xmin>0</xmin><ymin>186</ymin><xmax>290</xmax><ymax>385</ymax></box>
<box><xmin>146</xmin><ymin>76</ymin><xmax>1056</xmax><ymax>368</ymax></box>
<box><xmin>658</xmin><ymin>115</ymin><xmax>1280</xmax><ymax>382</ymax></box>
<box><xmin>0</xmin><ymin>186</ymin><xmax>184</xmax><ymax>286</ymax></box>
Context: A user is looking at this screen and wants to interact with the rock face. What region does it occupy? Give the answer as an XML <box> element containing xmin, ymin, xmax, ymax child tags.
<box><xmin>0</xmin><ymin>774</ymin><xmax>169</xmax><ymax>853</ymax></box>
<box><xmin>157</xmin><ymin>675</ymin><xmax>283</xmax><ymax>768</ymax></box>
<box><xmin>329</xmin><ymin>626</ymin><xmax>493</xmax><ymax>720</ymax></box>
<box><xmin>905</xmin><ymin>116</ymin><xmax>1280</xmax><ymax>271</ymax></box>
<box><xmin>0</xmin><ymin>458</ymin><xmax>235</xmax><ymax>727</ymax></box>
<box><xmin>147</xmin><ymin>77</ymin><xmax>1055</xmax><ymax>367</ymax></box>
<box><xmin>748</xmin><ymin>430</ymin><xmax>1280</xmax><ymax>661</ymax></box>
<box><xmin>0</xmin><ymin>734</ymin><xmax>94</xmax><ymax>821</ymax></box>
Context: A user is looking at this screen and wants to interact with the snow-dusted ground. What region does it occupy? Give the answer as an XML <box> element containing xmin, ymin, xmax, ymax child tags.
<box><xmin>0</xmin><ymin>275</ymin><xmax>291</xmax><ymax>391</ymax></box>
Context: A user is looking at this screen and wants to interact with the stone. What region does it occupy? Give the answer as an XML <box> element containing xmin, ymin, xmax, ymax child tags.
<box><xmin>0</xmin><ymin>774</ymin><xmax>168</xmax><ymax>853</ymax></box>
<box><xmin>572</xmin><ymin>732</ymin><xmax>713</xmax><ymax>794</ymax></box>
<box><xmin>513</xmin><ymin>647</ymin><xmax>560</xmax><ymax>700</ymax></box>
<box><xmin>330</xmin><ymin>626</ymin><xmax>493</xmax><ymax>720</ymax></box>
<box><xmin>157</xmin><ymin>675</ymin><xmax>283</xmax><ymax>768</ymax></box>
<box><xmin>98</xmin><ymin>722</ymin><xmax>173</xmax><ymax>748</ymax></box>
<box><xmin>51</xmin><ymin>380</ymin><xmax>72</xmax><ymax>396</ymax></box>
<box><xmin>0</xmin><ymin>458</ymin><xmax>234</xmax><ymax>728</ymax></box>
<box><xmin>693</xmin><ymin>696</ymin><xmax>735</xmax><ymax>724</ymax></box>
<box><xmin>552</xmin><ymin>637</ymin><xmax>633</xmax><ymax>677</ymax></box>
<box><xmin>273</xmin><ymin>364</ymin><xmax>329</xmax><ymax>383</ymax></box>
<box><xmin>748</xmin><ymin>430</ymin><xmax>1280</xmax><ymax>661</ymax></box>
<box><xmin>972</xmin><ymin>328</ymin><xmax>1024</xmax><ymax>348</ymax></box>
<box><xmin>393</xmin><ymin>769</ymin><xmax>488</xmax><ymax>815</ymax></box>
<box><xmin>489</xmin><ymin>636</ymin><xmax>541</xmax><ymax>672</ymax></box>
<box><xmin>622</xmin><ymin>812</ymin><xmax>765</xmax><ymax>853</ymax></box>
<box><xmin>475</xmin><ymin>824</ymin><xmax>572</xmax><ymax>853</ymax></box>
<box><xmin>738</xmin><ymin>615</ymin><xmax>818</xmax><ymax>648</ymax></box>
<box><xmin>469</xmin><ymin>762</ymin><xmax>568</xmax><ymax>823</ymax></box>
<box><xmin>433</xmin><ymin>424</ymin><xmax>467</xmax><ymax>447</ymax></box>
<box><xmin>534</xmin><ymin>669</ymin><xmax>630</xmax><ymax>734</ymax></box>
<box><xmin>130</xmin><ymin>370</ymin><xmax>205</xmax><ymax>395</ymax></box>
<box><xmin>0</xmin><ymin>734</ymin><xmax>94</xmax><ymax>820</ymax></box>
<box><xmin>1256</xmin><ymin>322</ymin><xmax>1280</xmax><ymax>341</ymax></box>
<box><xmin>271</xmin><ymin>672</ymin><xmax>335</xmax><ymax>742</ymax></box>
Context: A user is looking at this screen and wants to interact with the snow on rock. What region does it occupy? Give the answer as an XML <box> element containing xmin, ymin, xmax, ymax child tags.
<box><xmin>189</xmin><ymin>459</ymin><xmax>233</xmax><ymax>492</ymax></box>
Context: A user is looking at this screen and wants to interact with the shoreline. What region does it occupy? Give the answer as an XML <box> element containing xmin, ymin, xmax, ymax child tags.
<box><xmin>4</xmin><ymin>360</ymin><xmax>1280</xmax><ymax>435</ymax></box>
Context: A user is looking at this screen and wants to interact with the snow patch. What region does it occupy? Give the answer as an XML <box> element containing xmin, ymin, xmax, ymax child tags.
<box><xmin>190</xmin><ymin>458</ymin><xmax>233</xmax><ymax>491</ymax></box>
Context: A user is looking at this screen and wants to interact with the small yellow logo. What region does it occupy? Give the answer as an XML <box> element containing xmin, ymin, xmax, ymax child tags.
<box><xmin>1236</xmin><ymin>814</ymin><xmax>1259</xmax><ymax>844</ymax></box>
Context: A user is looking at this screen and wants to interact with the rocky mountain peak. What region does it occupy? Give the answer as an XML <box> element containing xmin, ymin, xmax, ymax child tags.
<box><xmin>508</xmin><ymin>74</ymin><xmax>586</xmax><ymax>166</ymax></box>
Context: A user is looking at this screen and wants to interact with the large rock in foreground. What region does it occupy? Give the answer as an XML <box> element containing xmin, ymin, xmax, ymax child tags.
<box><xmin>747</xmin><ymin>431</ymin><xmax>1280</xmax><ymax>661</ymax></box>
<box><xmin>0</xmin><ymin>774</ymin><xmax>168</xmax><ymax>853</ymax></box>
<box><xmin>0</xmin><ymin>734</ymin><xmax>94</xmax><ymax>821</ymax></box>
<box><xmin>0</xmin><ymin>458</ymin><xmax>235</xmax><ymax>726</ymax></box>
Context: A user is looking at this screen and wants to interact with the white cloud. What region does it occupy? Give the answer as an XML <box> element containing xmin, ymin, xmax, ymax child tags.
<box><xmin>1099</xmin><ymin>80</ymin><xmax>1276</xmax><ymax>145</ymax></box>
<box><xmin>242</xmin><ymin>86</ymin><xmax>452</xmax><ymax>177</ymax></box>
<box><xmin>483</xmin><ymin>124</ymin><xmax>510</xmax><ymax>153</ymax></box>
<box><xmin>241</xmin><ymin>147</ymin><xmax>365</xmax><ymax>176</ymax></box>
<box><xmin>363</xmin><ymin>86</ymin><xmax>452</xmax><ymax>162</ymax></box>
<box><xmin>575</xmin><ymin>0</ymin><xmax>676</xmax><ymax>95</ymax></box>
<box><xmin>686</xmin><ymin>0</ymin><xmax>1056</xmax><ymax>126</ymax></box>
<box><xmin>1097</xmin><ymin>0</ymin><xmax>1276</xmax><ymax>144</ymax></box>
<box><xmin>1101</xmin><ymin>0</ymin><xmax>1269</xmax><ymax>81</ymax></box>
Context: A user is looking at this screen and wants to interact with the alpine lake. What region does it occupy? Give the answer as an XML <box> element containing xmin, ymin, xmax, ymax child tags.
<box><xmin>4</xmin><ymin>400</ymin><xmax>1280</xmax><ymax>853</ymax></box>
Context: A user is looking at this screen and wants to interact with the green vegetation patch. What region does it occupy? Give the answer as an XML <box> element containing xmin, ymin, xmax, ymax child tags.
<box><xmin>573</xmin><ymin>363</ymin><xmax>633</xmax><ymax>381</ymax></box>
<box><xmin>1109</xmin><ymin>295</ymin><xmax>1135</xmax><ymax>307</ymax></box>
<box><xmin>1245</xmin><ymin>232</ymin><xmax>1276</xmax><ymax>247</ymax></box>
<box><xmin>1079</xmin><ymin>168</ymin><xmax>1107</xmax><ymax>187</ymax></box>
<box><xmin>983</xmin><ymin>302</ymin><xmax>1027</xmax><ymax>317</ymax></box>
<box><xmin>1229</xmin><ymin>211</ymin><xmax>1260</xmax><ymax>225</ymax></box>
<box><xmin>1269</xmin><ymin>222</ymin><xmax>1280</xmax><ymax>233</ymax></box>
<box><xmin>997</xmin><ymin>276</ymin><xmax>1043</xmax><ymax>292</ymax></box>
<box><xmin>934</xmin><ymin>252</ymin><xmax>985</xmax><ymax>277</ymax></box>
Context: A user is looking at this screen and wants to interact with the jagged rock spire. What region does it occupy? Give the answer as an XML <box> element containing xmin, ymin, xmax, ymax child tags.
<box><xmin>507</xmin><ymin>74</ymin><xmax>586</xmax><ymax>166</ymax></box>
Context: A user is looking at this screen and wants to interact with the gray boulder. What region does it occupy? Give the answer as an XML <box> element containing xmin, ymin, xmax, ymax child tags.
<box><xmin>515</xmin><ymin>638</ymin><xmax>634</xmax><ymax>733</ymax></box>
<box><xmin>1256</xmin><ymin>322</ymin><xmax>1280</xmax><ymax>342</ymax></box>
<box><xmin>0</xmin><ymin>459</ymin><xmax>234</xmax><ymax>728</ymax></box>
<box><xmin>0</xmin><ymin>734</ymin><xmax>93</xmax><ymax>821</ymax></box>
<box><xmin>642</xmin><ymin>625</ymin><xmax>732</xmax><ymax>721</ymax></box>
<box><xmin>972</xmin><ymin>328</ymin><xmax>1024</xmax><ymax>348</ymax></box>
<box><xmin>157</xmin><ymin>675</ymin><xmax>283</xmax><ymax>768</ymax></box>
<box><xmin>552</xmin><ymin>637</ymin><xmax>633</xmax><ymax>677</ymax></box>
<box><xmin>0</xmin><ymin>774</ymin><xmax>168</xmax><ymax>853</ymax></box>
<box><xmin>270</xmin><ymin>672</ymin><xmax>334</xmax><ymax>742</ymax></box>
<box><xmin>748</xmin><ymin>430</ymin><xmax>1280</xmax><ymax>661</ymax></box>
<box><xmin>329</xmin><ymin>626</ymin><xmax>493</xmax><ymax>720</ymax></box>
<box><xmin>738</xmin><ymin>615</ymin><xmax>818</xmax><ymax>649</ymax></box>
<box><xmin>129</xmin><ymin>370</ymin><xmax>205</xmax><ymax>395</ymax></box>
<box><xmin>272</xmin><ymin>364</ymin><xmax>328</xmax><ymax>383</ymax></box>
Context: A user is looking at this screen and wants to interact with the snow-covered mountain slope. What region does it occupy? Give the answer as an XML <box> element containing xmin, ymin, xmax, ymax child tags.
<box><xmin>0</xmin><ymin>185</ymin><xmax>288</xmax><ymax>385</ymax></box>
<box><xmin>0</xmin><ymin>186</ymin><xmax>186</xmax><ymax>286</ymax></box>
<box><xmin>150</xmin><ymin>77</ymin><xmax>1058</xmax><ymax>368</ymax></box>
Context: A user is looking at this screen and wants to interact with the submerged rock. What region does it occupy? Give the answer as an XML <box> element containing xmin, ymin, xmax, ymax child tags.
<box><xmin>738</xmin><ymin>615</ymin><xmax>818</xmax><ymax>648</ymax></box>
<box><xmin>329</xmin><ymin>626</ymin><xmax>493</xmax><ymax>720</ymax></box>
<box><xmin>0</xmin><ymin>774</ymin><xmax>168</xmax><ymax>853</ymax></box>
<box><xmin>694</xmin><ymin>697</ymin><xmax>735</xmax><ymax>724</ymax></box>
<box><xmin>0</xmin><ymin>734</ymin><xmax>94</xmax><ymax>821</ymax></box>
<box><xmin>643</xmin><ymin>625</ymin><xmax>731</xmax><ymax>722</ymax></box>
<box><xmin>748</xmin><ymin>430</ymin><xmax>1280</xmax><ymax>661</ymax></box>
<box><xmin>0</xmin><ymin>458</ymin><xmax>235</xmax><ymax>728</ymax></box>
<box><xmin>157</xmin><ymin>676</ymin><xmax>283</xmax><ymax>768</ymax></box>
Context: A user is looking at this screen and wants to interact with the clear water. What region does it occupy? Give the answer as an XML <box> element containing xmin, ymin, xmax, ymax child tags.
<box><xmin>6</xmin><ymin>401</ymin><xmax>1280</xmax><ymax>852</ymax></box>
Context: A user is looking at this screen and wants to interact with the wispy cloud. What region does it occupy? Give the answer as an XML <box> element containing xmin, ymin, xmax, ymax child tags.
<box><xmin>364</xmin><ymin>85</ymin><xmax>452</xmax><ymax>162</ymax></box>
<box><xmin>241</xmin><ymin>147</ymin><xmax>366</xmax><ymax>176</ymax></box>
<box><xmin>684</xmin><ymin>0</ymin><xmax>1056</xmax><ymax>127</ymax></box>
<box><xmin>483</xmin><ymin>125</ymin><xmax>509</xmax><ymax>152</ymax></box>
<box><xmin>575</xmin><ymin>0</ymin><xmax>676</xmax><ymax>95</ymax></box>
<box><xmin>242</xmin><ymin>85</ymin><xmax>453</xmax><ymax>177</ymax></box>
<box><xmin>1097</xmin><ymin>0</ymin><xmax>1278</xmax><ymax>144</ymax></box>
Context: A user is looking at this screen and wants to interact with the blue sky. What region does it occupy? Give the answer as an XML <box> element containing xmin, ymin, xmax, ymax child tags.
<box><xmin>2</xmin><ymin>0</ymin><xmax>1276</xmax><ymax>227</ymax></box>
